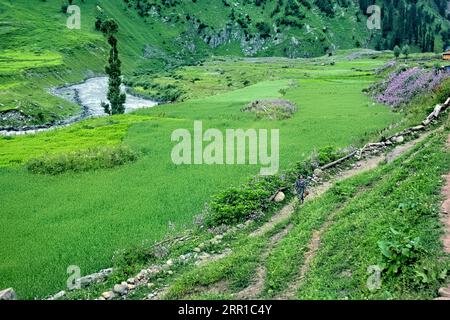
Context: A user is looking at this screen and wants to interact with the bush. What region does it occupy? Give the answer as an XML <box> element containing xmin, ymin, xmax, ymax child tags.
<box><xmin>202</xmin><ymin>144</ymin><xmax>338</xmax><ymax>228</ymax></box>
<box><xmin>373</xmin><ymin>67</ymin><xmax>449</xmax><ymax>108</ymax></box>
<box><xmin>241</xmin><ymin>99</ymin><xmax>297</xmax><ymax>120</ymax></box>
<box><xmin>293</xmin><ymin>159</ymin><xmax>315</xmax><ymax>177</ymax></box>
<box><xmin>26</xmin><ymin>145</ymin><xmax>139</xmax><ymax>175</ymax></box>
<box><xmin>203</xmin><ymin>145</ymin><xmax>340</xmax><ymax>228</ymax></box>
<box><xmin>205</xmin><ymin>176</ymin><xmax>284</xmax><ymax>227</ymax></box>
<box><xmin>317</xmin><ymin>145</ymin><xmax>340</xmax><ymax>166</ymax></box>
<box><xmin>393</xmin><ymin>45</ymin><xmax>401</xmax><ymax>59</ymax></box>
<box><xmin>434</xmin><ymin>78</ymin><xmax>450</xmax><ymax>104</ymax></box>
<box><xmin>378</xmin><ymin>229</ymin><xmax>426</xmax><ymax>277</ymax></box>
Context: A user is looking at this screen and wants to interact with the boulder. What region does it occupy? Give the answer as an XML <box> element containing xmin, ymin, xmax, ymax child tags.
<box><xmin>0</xmin><ymin>288</ymin><xmax>16</xmax><ymax>300</ymax></box>
<box><xmin>274</xmin><ymin>191</ymin><xmax>286</xmax><ymax>202</ymax></box>
<box><xmin>439</xmin><ymin>287</ymin><xmax>450</xmax><ymax>298</ymax></box>
<box><xmin>101</xmin><ymin>291</ymin><xmax>115</xmax><ymax>300</ymax></box>
<box><xmin>393</xmin><ymin>136</ymin><xmax>404</xmax><ymax>143</ymax></box>
<box><xmin>313</xmin><ymin>168</ymin><xmax>324</xmax><ymax>178</ymax></box>
<box><xmin>411</xmin><ymin>125</ymin><xmax>425</xmax><ymax>132</ymax></box>
<box><xmin>113</xmin><ymin>284</ymin><xmax>128</xmax><ymax>296</ymax></box>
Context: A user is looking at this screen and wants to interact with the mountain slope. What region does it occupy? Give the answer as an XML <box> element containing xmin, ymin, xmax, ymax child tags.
<box><xmin>0</xmin><ymin>0</ymin><xmax>448</xmax><ymax>128</ymax></box>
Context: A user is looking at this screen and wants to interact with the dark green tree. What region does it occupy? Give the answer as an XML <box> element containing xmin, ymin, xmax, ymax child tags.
<box><xmin>101</xmin><ymin>19</ymin><xmax>126</xmax><ymax>115</ymax></box>
<box><xmin>402</xmin><ymin>44</ymin><xmax>410</xmax><ymax>59</ymax></box>
<box><xmin>393</xmin><ymin>45</ymin><xmax>401</xmax><ymax>58</ymax></box>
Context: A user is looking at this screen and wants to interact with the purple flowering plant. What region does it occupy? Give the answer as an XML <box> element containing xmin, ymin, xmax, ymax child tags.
<box><xmin>373</xmin><ymin>66</ymin><xmax>449</xmax><ymax>108</ymax></box>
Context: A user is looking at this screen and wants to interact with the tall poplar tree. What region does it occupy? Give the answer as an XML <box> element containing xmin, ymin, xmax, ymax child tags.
<box><xmin>101</xmin><ymin>19</ymin><xmax>126</xmax><ymax>115</ymax></box>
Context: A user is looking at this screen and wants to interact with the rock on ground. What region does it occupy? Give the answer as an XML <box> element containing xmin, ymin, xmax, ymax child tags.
<box><xmin>0</xmin><ymin>288</ymin><xmax>17</xmax><ymax>300</ymax></box>
<box><xmin>274</xmin><ymin>191</ymin><xmax>286</xmax><ymax>202</ymax></box>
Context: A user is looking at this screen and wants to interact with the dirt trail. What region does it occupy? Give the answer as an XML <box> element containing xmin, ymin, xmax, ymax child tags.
<box><xmin>251</xmin><ymin>132</ymin><xmax>432</xmax><ymax>239</ymax></box>
<box><xmin>235</xmin><ymin>224</ymin><xmax>293</xmax><ymax>299</ymax></box>
<box><xmin>235</xmin><ymin>130</ymin><xmax>433</xmax><ymax>300</ymax></box>
<box><xmin>441</xmin><ymin>134</ymin><xmax>450</xmax><ymax>254</ymax></box>
<box><xmin>154</xmin><ymin>130</ymin><xmax>436</xmax><ymax>301</ymax></box>
<box><xmin>276</xmin><ymin>206</ymin><xmax>344</xmax><ymax>300</ymax></box>
<box><xmin>270</xmin><ymin>130</ymin><xmax>434</xmax><ymax>300</ymax></box>
<box><xmin>435</xmin><ymin>134</ymin><xmax>450</xmax><ymax>301</ymax></box>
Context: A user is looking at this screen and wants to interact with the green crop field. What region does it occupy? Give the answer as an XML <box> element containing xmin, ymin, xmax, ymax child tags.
<box><xmin>0</xmin><ymin>0</ymin><xmax>449</xmax><ymax>302</ymax></box>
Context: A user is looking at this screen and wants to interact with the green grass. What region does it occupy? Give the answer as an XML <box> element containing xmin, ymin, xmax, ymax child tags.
<box><xmin>0</xmin><ymin>0</ymin><xmax>191</xmax><ymax>125</ymax></box>
<box><xmin>0</xmin><ymin>50</ymin><xmax>63</xmax><ymax>75</ymax></box>
<box><xmin>0</xmin><ymin>56</ymin><xmax>403</xmax><ymax>299</ymax></box>
<box><xmin>165</xmin><ymin>236</ymin><xmax>267</xmax><ymax>300</ymax></box>
<box><xmin>0</xmin><ymin>0</ymin><xmax>448</xmax><ymax>301</ymax></box>
<box><xmin>295</xmin><ymin>132</ymin><xmax>450</xmax><ymax>300</ymax></box>
<box><xmin>132</xmin><ymin>129</ymin><xmax>448</xmax><ymax>301</ymax></box>
<box><xmin>0</xmin><ymin>115</ymin><xmax>152</xmax><ymax>166</ymax></box>
<box><xmin>1</xmin><ymin>0</ymin><xmax>448</xmax><ymax>126</ymax></box>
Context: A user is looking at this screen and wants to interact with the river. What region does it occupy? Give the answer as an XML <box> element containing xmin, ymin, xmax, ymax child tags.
<box><xmin>0</xmin><ymin>77</ymin><xmax>157</xmax><ymax>136</ymax></box>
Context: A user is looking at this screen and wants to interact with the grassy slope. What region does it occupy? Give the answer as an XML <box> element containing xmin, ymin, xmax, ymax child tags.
<box><xmin>0</xmin><ymin>0</ymin><xmax>185</xmax><ymax>124</ymax></box>
<box><xmin>151</xmin><ymin>129</ymin><xmax>449</xmax><ymax>301</ymax></box>
<box><xmin>1</xmin><ymin>0</ymin><xmax>447</xmax><ymax>125</ymax></box>
<box><xmin>0</xmin><ymin>56</ymin><xmax>400</xmax><ymax>298</ymax></box>
<box><xmin>0</xmin><ymin>0</ymin><xmax>446</xmax><ymax>299</ymax></box>
<box><xmin>0</xmin><ymin>0</ymin><xmax>374</xmax><ymax>125</ymax></box>
<box><xmin>294</xmin><ymin>130</ymin><xmax>450</xmax><ymax>300</ymax></box>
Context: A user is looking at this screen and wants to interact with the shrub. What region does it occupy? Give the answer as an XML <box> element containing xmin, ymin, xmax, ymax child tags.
<box><xmin>434</xmin><ymin>78</ymin><xmax>450</xmax><ymax>104</ymax></box>
<box><xmin>378</xmin><ymin>229</ymin><xmax>426</xmax><ymax>277</ymax></box>
<box><xmin>317</xmin><ymin>145</ymin><xmax>340</xmax><ymax>166</ymax></box>
<box><xmin>241</xmin><ymin>99</ymin><xmax>297</xmax><ymax>120</ymax></box>
<box><xmin>205</xmin><ymin>176</ymin><xmax>284</xmax><ymax>227</ymax></box>
<box><xmin>373</xmin><ymin>67</ymin><xmax>449</xmax><ymax>107</ymax></box>
<box><xmin>203</xmin><ymin>143</ymin><xmax>343</xmax><ymax>228</ymax></box>
<box><xmin>402</xmin><ymin>45</ymin><xmax>410</xmax><ymax>59</ymax></box>
<box><xmin>26</xmin><ymin>145</ymin><xmax>139</xmax><ymax>175</ymax></box>
<box><xmin>393</xmin><ymin>45</ymin><xmax>401</xmax><ymax>59</ymax></box>
<box><xmin>293</xmin><ymin>159</ymin><xmax>315</xmax><ymax>177</ymax></box>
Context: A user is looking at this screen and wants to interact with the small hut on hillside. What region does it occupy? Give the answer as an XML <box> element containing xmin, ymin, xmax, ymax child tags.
<box><xmin>443</xmin><ymin>47</ymin><xmax>450</xmax><ymax>60</ymax></box>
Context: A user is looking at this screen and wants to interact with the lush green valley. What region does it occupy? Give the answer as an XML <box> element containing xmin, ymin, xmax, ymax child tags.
<box><xmin>0</xmin><ymin>0</ymin><xmax>449</xmax><ymax>303</ymax></box>
<box><xmin>1</xmin><ymin>0</ymin><xmax>449</xmax><ymax>126</ymax></box>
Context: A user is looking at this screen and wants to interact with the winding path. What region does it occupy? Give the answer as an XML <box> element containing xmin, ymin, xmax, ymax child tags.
<box><xmin>232</xmin><ymin>129</ymin><xmax>435</xmax><ymax>300</ymax></box>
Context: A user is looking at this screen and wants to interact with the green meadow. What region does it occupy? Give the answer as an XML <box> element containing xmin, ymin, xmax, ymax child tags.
<box><xmin>0</xmin><ymin>56</ymin><xmax>402</xmax><ymax>299</ymax></box>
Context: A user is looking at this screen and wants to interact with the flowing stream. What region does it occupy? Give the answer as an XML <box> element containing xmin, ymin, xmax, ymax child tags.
<box><xmin>0</xmin><ymin>77</ymin><xmax>157</xmax><ymax>136</ymax></box>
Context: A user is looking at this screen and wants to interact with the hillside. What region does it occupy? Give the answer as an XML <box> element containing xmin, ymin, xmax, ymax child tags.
<box><xmin>0</xmin><ymin>0</ymin><xmax>450</xmax><ymax>303</ymax></box>
<box><xmin>44</xmin><ymin>102</ymin><xmax>450</xmax><ymax>301</ymax></box>
<box><xmin>1</xmin><ymin>0</ymin><xmax>449</xmax><ymax>127</ymax></box>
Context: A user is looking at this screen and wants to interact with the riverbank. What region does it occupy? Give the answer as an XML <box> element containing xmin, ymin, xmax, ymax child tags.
<box><xmin>0</xmin><ymin>77</ymin><xmax>157</xmax><ymax>136</ymax></box>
